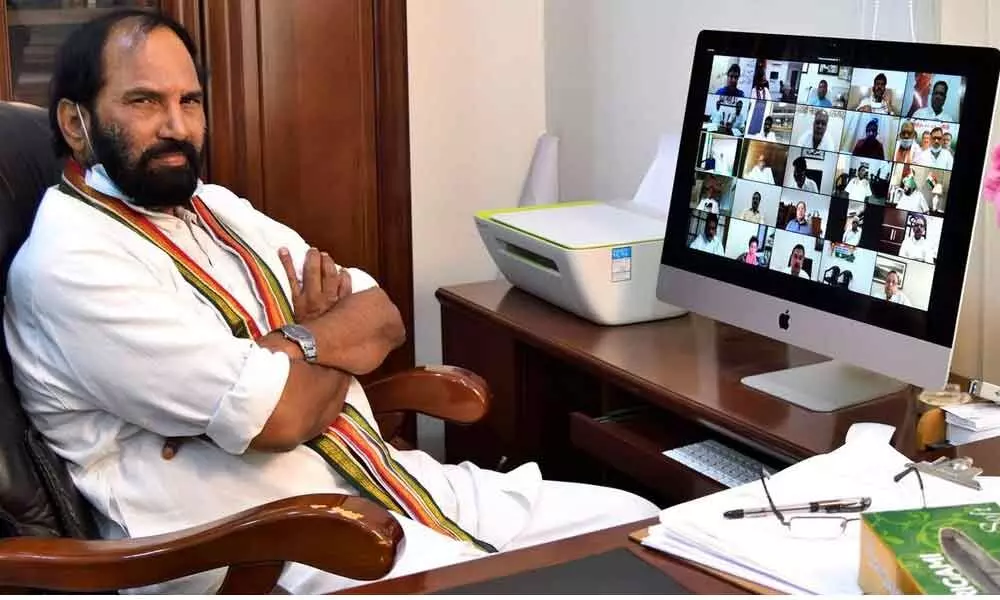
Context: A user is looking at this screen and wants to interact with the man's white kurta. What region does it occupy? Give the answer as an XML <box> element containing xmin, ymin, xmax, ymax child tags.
<box><xmin>3</xmin><ymin>169</ymin><xmax>658</xmax><ymax>594</ymax></box>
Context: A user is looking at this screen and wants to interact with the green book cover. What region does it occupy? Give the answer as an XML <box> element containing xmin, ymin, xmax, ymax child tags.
<box><xmin>860</xmin><ymin>503</ymin><xmax>1000</xmax><ymax>595</ymax></box>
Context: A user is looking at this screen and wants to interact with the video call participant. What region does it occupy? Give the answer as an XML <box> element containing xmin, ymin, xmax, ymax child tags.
<box><xmin>730</xmin><ymin>100</ymin><xmax>746</xmax><ymax>136</ymax></box>
<box><xmin>845</xmin><ymin>165</ymin><xmax>873</xmax><ymax>201</ymax></box>
<box><xmin>898</xmin><ymin>214</ymin><xmax>935</xmax><ymax>263</ymax></box>
<box><xmin>738</xmin><ymin>191</ymin><xmax>766</xmax><ymax>224</ymax></box>
<box><xmin>753</xmin><ymin>116</ymin><xmax>777</xmax><ymax>141</ymax></box>
<box><xmin>893</xmin><ymin>175</ymin><xmax>930</xmax><ymax>213</ymax></box>
<box><xmin>843</xmin><ymin>218</ymin><xmax>862</xmax><ymax>245</ymax></box>
<box><xmin>912</xmin><ymin>81</ymin><xmax>954</xmax><ymax>122</ymax></box>
<box><xmin>716</xmin><ymin>63</ymin><xmax>745</xmax><ymax>97</ymax></box>
<box><xmin>852</xmin><ymin>118</ymin><xmax>886</xmax><ymax>160</ymax></box>
<box><xmin>790</xmin><ymin>156</ymin><xmax>819</xmax><ymax>193</ymax></box>
<box><xmin>782</xmin><ymin>244</ymin><xmax>811</xmax><ymax>278</ymax></box>
<box><xmin>881</xmin><ymin>270</ymin><xmax>912</xmax><ymax>306</ymax></box>
<box><xmin>917</xmin><ymin>127</ymin><xmax>954</xmax><ymax>170</ymax></box>
<box><xmin>796</xmin><ymin>109</ymin><xmax>835</xmax><ymax>151</ymax></box>
<box><xmin>893</xmin><ymin>121</ymin><xmax>920</xmax><ymax>165</ymax></box>
<box><xmin>744</xmin><ymin>153</ymin><xmax>776</xmax><ymax>185</ymax></box>
<box><xmin>784</xmin><ymin>201</ymin><xmax>812</xmax><ymax>234</ymax></box>
<box><xmin>811</xmin><ymin>79</ymin><xmax>833</xmax><ymax>108</ymax></box>
<box><xmin>856</xmin><ymin>73</ymin><xmax>895</xmax><ymax>115</ymax></box>
<box><xmin>738</xmin><ymin>236</ymin><xmax>765</xmax><ymax>266</ymax></box>
<box><xmin>695</xmin><ymin>176</ymin><xmax>722</xmax><ymax>213</ymax></box>
<box><xmin>689</xmin><ymin>213</ymin><xmax>725</xmax><ymax>255</ymax></box>
<box><xmin>905</xmin><ymin>72</ymin><xmax>933</xmax><ymax>117</ymax></box>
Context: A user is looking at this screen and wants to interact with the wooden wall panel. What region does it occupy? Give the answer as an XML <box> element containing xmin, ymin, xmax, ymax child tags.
<box><xmin>256</xmin><ymin>0</ymin><xmax>379</xmax><ymax>277</ymax></box>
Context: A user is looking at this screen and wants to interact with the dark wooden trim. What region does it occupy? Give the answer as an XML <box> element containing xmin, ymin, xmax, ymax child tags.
<box><xmin>199</xmin><ymin>0</ymin><xmax>263</xmax><ymax>205</ymax></box>
<box><xmin>160</xmin><ymin>0</ymin><xmax>201</xmax><ymax>54</ymax></box>
<box><xmin>0</xmin><ymin>0</ymin><xmax>14</xmax><ymax>100</ymax></box>
<box><xmin>372</xmin><ymin>0</ymin><xmax>415</xmax><ymax>378</ymax></box>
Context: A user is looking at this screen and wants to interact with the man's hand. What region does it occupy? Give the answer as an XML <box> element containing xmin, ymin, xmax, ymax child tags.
<box><xmin>162</xmin><ymin>437</ymin><xmax>184</xmax><ymax>460</ymax></box>
<box><xmin>279</xmin><ymin>247</ymin><xmax>351</xmax><ymax>322</ymax></box>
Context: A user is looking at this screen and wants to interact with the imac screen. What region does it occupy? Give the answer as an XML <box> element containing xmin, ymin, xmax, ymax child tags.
<box><xmin>660</xmin><ymin>30</ymin><xmax>1000</xmax><ymax>352</ymax></box>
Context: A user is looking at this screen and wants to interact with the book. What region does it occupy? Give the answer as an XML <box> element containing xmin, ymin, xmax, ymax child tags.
<box><xmin>860</xmin><ymin>502</ymin><xmax>1000</xmax><ymax>594</ymax></box>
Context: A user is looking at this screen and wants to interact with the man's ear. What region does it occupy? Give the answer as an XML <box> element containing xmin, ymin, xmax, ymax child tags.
<box><xmin>56</xmin><ymin>98</ymin><xmax>91</xmax><ymax>159</ymax></box>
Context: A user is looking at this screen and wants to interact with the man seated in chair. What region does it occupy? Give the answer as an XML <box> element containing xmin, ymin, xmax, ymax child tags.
<box><xmin>1</xmin><ymin>10</ymin><xmax>659</xmax><ymax>595</ymax></box>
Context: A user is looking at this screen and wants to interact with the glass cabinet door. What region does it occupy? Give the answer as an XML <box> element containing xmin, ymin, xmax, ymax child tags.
<box><xmin>3</xmin><ymin>0</ymin><xmax>162</xmax><ymax>107</ymax></box>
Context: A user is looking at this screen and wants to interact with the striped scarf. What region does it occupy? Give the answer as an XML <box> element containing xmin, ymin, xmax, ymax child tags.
<box><xmin>60</xmin><ymin>162</ymin><xmax>496</xmax><ymax>553</ymax></box>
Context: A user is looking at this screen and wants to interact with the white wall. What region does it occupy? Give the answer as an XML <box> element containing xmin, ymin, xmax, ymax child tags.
<box><xmin>407</xmin><ymin>0</ymin><xmax>546</xmax><ymax>453</ymax></box>
<box><xmin>544</xmin><ymin>0</ymin><xmax>941</xmax><ymax>203</ymax></box>
<box><xmin>939</xmin><ymin>0</ymin><xmax>1000</xmax><ymax>382</ymax></box>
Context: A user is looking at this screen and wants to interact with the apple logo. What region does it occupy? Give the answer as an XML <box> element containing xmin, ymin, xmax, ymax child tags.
<box><xmin>778</xmin><ymin>310</ymin><xmax>790</xmax><ymax>330</ymax></box>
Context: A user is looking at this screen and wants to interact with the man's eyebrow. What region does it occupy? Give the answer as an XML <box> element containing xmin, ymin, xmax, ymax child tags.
<box><xmin>122</xmin><ymin>87</ymin><xmax>164</xmax><ymax>99</ymax></box>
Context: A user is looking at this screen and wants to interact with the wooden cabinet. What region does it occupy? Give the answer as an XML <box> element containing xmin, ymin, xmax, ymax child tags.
<box><xmin>1</xmin><ymin>0</ymin><xmax>415</xmax><ymax>381</ymax></box>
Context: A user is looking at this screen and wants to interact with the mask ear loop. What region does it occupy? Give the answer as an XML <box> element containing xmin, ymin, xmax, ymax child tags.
<box><xmin>74</xmin><ymin>102</ymin><xmax>95</xmax><ymax>157</ymax></box>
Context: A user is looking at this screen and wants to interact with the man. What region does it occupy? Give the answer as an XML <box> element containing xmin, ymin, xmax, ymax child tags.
<box><xmin>905</xmin><ymin>72</ymin><xmax>933</xmax><ymax>117</ymax></box>
<box><xmin>784</xmin><ymin>201</ymin><xmax>812</xmax><ymax>234</ymax></box>
<box><xmin>2</xmin><ymin>11</ymin><xmax>659</xmax><ymax>595</ymax></box>
<box><xmin>728</xmin><ymin>100</ymin><xmax>746</xmax><ymax>136</ymax></box>
<box><xmin>689</xmin><ymin>213</ymin><xmax>725</xmax><ymax>255</ymax></box>
<box><xmin>881</xmin><ymin>271</ymin><xmax>911</xmax><ymax>306</ymax></box>
<box><xmin>739</xmin><ymin>191</ymin><xmax>765</xmax><ymax>224</ymax></box>
<box><xmin>789</xmin><ymin>156</ymin><xmax>819</xmax><ymax>193</ymax></box>
<box><xmin>796</xmin><ymin>109</ymin><xmax>834</xmax><ymax>151</ymax></box>
<box><xmin>845</xmin><ymin>165</ymin><xmax>873</xmax><ymax>202</ymax></box>
<box><xmin>716</xmin><ymin>63</ymin><xmax>745</xmax><ymax>97</ymax></box>
<box><xmin>893</xmin><ymin>175</ymin><xmax>930</xmax><ymax>213</ymax></box>
<box><xmin>912</xmin><ymin>81</ymin><xmax>955</xmax><ymax>122</ymax></box>
<box><xmin>920</xmin><ymin>131</ymin><xmax>931</xmax><ymax>151</ymax></box>
<box><xmin>781</xmin><ymin>244</ymin><xmax>811</xmax><ymax>279</ymax></box>
<box><xmin>893</xmin><ymin>120</ymin><xmax>921</xmax><ymax>166</ymax></box>
<box><xmin>843</xmin><ymin>218</ymin><xmax>862</xmax><ymax>246</ymax></box>
<box><xmin>852</xmin><ymin>118</ymin><xmax>886</xmax><ymax>160</ymax></box>
<box><xmin>810</xmin><ymin>79</ymin><xmax>833</xmax><ymax>108</ymax></box>
<box><xmin>917</xmin><ymin>127</ymin><xmax>954</xmax><ymax>170</ymax></box>
<box><xmin>753</xmin><ymin>116</ymin><xmax>777</xmax><ymax>142</ymax></box>
<box><xmin>898</xmin><ymin>214</ymin><xmax>935</xmax><ymax>263</ymax></box>
<box><xmin>744</xmin><ymin>153</ymin><xmax>775</xmax><ymax>185</ymax></box>
<box><xmin>856</xmin><ymin>73</ymin><xmax>895</xmax><ymax>115</ymax></box>
<box><xmin>695</xmin><ymin>176</ymin><xmax>723</xmax><ymax>213</ymax></box>
<box><xmin>943</xmin><ymin>131</ymin><xmax>953</xmax><ymax>151</ymax></box>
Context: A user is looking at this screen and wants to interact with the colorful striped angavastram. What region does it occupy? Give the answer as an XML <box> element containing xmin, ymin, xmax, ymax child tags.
<box><xmin>61</xmin><ymin>161</ymin><xmax>497</xmax><ymax>553</ymax></box>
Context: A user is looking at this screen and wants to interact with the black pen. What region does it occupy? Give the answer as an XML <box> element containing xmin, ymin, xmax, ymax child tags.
<box><xmin>723</xmin><ymin>496</ymin><xmax>872</xmax><ymax>519</ymax></box>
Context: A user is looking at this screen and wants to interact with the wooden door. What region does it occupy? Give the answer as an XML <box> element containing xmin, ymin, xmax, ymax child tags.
<box><xmin>201</xmin><ymin>0</ymin><xmax>414</xmax><ymax>380</ymax></box>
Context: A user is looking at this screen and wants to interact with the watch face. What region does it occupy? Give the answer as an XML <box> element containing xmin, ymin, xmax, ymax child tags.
<box><xmin>284</xmin><ymin>324</ymin><xmax>311</xmax><ymax>339</ymax></box>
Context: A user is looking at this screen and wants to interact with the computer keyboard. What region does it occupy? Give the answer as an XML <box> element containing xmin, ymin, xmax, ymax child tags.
<box><xmin>663</xmin><ymin>439</ymin><xmax>767</xmax><ymax>488</ymax></box>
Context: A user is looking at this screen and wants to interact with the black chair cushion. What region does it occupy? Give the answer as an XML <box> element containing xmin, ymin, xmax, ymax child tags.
<box><xmin>0</xmin><ymin>101</ymin><xmax>98</xmax><ymax>539</ymax></box>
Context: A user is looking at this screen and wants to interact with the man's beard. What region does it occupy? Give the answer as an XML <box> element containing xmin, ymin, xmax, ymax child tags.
<box><xmin>91</xmin><ymin>120</ymin><xmax>203</xmax><ymax>209</ymax></box>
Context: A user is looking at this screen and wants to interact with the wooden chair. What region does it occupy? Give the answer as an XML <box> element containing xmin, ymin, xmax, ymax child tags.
<box><xmin>0</xmin><ymin>101</ymin><xmax>489</xmax><ymax>593</ymax></box>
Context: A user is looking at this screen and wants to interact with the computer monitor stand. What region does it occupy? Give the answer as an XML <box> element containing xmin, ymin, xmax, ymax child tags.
<box><xmin>741</xmin><ymin>360</ymin><xmax>909</xmax><ymax>412</ymax></box>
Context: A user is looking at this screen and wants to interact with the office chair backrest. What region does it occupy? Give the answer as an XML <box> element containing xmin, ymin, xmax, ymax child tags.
<box><xmin>0</xmin><ymin>101</ymin><xmax>98</xmax><ymax>539</ymax></box>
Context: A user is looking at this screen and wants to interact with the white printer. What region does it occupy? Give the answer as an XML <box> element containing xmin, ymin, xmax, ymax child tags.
<box><xmin>476</xmin><ymin>133</ymin><xmax>687</xmax><ymax>326</ymax></box>
<box><xmin>475</xmin><ymin>199</ymin><xmax>687</xmax><ymax>325</ymax></box>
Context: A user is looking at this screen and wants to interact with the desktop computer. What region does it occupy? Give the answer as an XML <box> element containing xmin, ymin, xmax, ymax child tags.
<box><xmin>657</xmin><ymin>30</ymin><xmax>1000</xmax><ymax>412</ymax></box>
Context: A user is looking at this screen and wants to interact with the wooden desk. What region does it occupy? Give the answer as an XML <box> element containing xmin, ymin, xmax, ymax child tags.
<box><xmin>436</xmin><ymin>280</ymin><xmax>934</xmax><ymax>505</ymax></box>
<box><xmin>350</xmin><ymin>280</ymin><xmax>1000</xmax><ymax>595</ymax></box>
<box><xmin>344</xmin><ymin>518</ymin><xmax>748</xmax><ymax>594</ymax></box>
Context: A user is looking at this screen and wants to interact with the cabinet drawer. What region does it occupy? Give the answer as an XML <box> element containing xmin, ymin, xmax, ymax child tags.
<box><xmin>569</xmin><ymin>411</ymin><xmax>726</xmax><ymax>504</ymax></box>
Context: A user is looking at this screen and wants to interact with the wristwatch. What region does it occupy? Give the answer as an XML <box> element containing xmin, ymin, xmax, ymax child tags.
<box><xmin>278</xmin><ymin>324</ymin><xmax>318</xmax><ymax>363</ymax></box>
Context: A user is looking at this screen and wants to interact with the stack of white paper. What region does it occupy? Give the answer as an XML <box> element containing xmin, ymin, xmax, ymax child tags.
<box><xmin>943</xmin><ymin>403</ymin><xmax>1000</xmax><ymax>445</ymax></box>
<box><xmin>642</xmin><ymin>423</ymin><xmax>1000</xmax><ymax>594</ymax></box>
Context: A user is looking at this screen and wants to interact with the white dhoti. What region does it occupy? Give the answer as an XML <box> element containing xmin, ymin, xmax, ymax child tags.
<box><xmin>279</xmin><ymin>453</ymin><xmax>660</xmax><ymax>594</ymax></box>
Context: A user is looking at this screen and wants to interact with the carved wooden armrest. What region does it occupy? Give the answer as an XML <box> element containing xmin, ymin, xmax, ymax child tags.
<box><xmin>0</xmin><ymin>494</ymin><xmax>401</xmax><ymax>594</ymax></box>
<box><xmin>365</xmin><ymin>365</ymin><xmax>491</xmax><ymax>425</ymax></box>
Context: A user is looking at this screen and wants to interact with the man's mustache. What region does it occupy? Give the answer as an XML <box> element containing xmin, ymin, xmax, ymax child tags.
<box><xmin>139</xmin><ymin>140</ymin><xmax>200</xmax><ymax>168</ymax></box>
